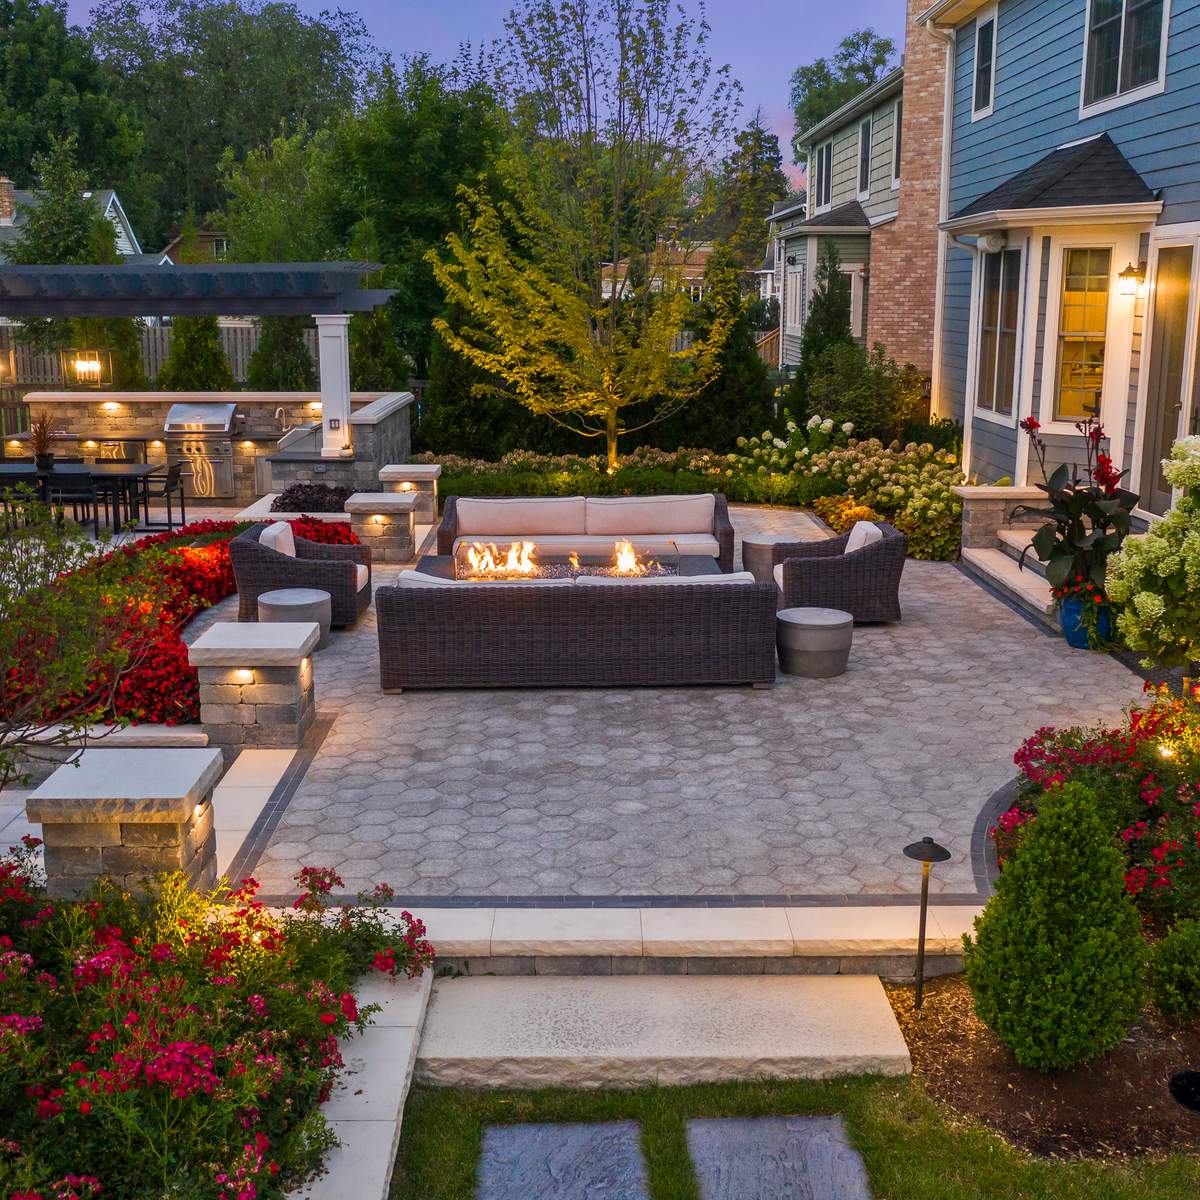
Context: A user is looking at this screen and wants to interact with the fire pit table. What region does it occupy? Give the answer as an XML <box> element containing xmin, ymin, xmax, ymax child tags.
<box><xmin>414</xmin><ymin>552</ymin><xmax>724</xmax><ymax>580</ymax></box>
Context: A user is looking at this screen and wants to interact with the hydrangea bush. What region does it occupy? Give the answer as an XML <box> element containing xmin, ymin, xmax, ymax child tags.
<box><xmin>0</xmin><ymin>848</ymin><xmax>433</xmax><ymax>1200</ymax></box>
<box><xmin>1107</xmin><ymin>437</ymin><xmax>1200</xmax><ymax>668</ymax></box>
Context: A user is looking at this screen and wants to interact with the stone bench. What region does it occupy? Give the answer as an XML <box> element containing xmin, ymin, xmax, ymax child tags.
<box><xmin>188</xmin><ymin>621</ymin><xmax>320</xmax><ymax>763</ymax></box>
<box><xmin>345</xmin><ymin>491</ymin><xmax>419</xmax><ymax>563</ymax></box>
<box><xmin>26</xmin><ymin>747</ymin><xmax>223</xmax><ymax>897</ymax></box>
<box><xmin>379</xmin><ymin>463</ymin><xmax>440</xmax><ymax>522</ymax></box>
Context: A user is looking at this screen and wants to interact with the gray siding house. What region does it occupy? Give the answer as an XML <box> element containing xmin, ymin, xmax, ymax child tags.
<box><xmin>925</xmin><ymin>0</ymin><xmax>1199</xmax><ymax>520</ymax></box>
<box><xmin>768</xmin><ymin>68</ymin><xmax>904</xmax><ymax>366</ymax></box>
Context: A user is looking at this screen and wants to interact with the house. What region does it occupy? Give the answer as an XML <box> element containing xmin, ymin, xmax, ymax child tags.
<box><xmin>753</xmin><ymin>239</ymin><xmax>779</xmax><ymax>303</ymax></box>
<box><xmin>161</xmin><ymin>227</ymin><xmax>230</xmax><ymax>263</ymax></box>
<box><xmin>0</xmin><ymin>174</ymin><xmax>159</xmax><ymax>264</ymax></box>
<box><xmin>923</xmin><ymin>0</ymin><xmax>1197</xmax><ymax>520</ymax></box>
<box><xmin>600</xmin><ymin>239</ymin><xmax>716</xmax><ymax>302</ymax></box>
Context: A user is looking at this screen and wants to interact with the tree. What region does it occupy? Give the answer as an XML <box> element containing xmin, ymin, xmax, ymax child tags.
<box><xmin>790</xmin><ymin>28</ymin><xmax>896</xmax><ymax>159</ymax></box>
<box><xmin>0</xmin><ymin>0</ymin><xmax>141</xmax><ymax>193</ymax></box>
<box><xmin>428</xmin><ymin>0</ymin><xmax>740</xmax><ymax>468</ymax></box>
<box><xmin>787</xmin><ymin>239</ymin><xmax>853</xmax><ymax>413</ymax></box>
<box><xmin>5</xmin><ymin>134</ymin><xmax>146</xmax><ymax>386</ymax></box>
<box><xmin>157</xmin><ymin>317</ymin><xmax>234</xmax><ymax>390</ymax></box>
<box><xmin>90</xmin><ymin>0</ymin><xmax>379</xmax><ymax>246</ymax></box>
<box><xmin>711</xmin><ymin>112</ymin><xmax>789</xmax><ymax>271</ymax></box>
<box><xmin>963</xmin><ymin>782</ymin><xmax>1146</xmax><ymax>1071</ymax></box>
<box><xmin>245</xmin><ymin>317</ymin><xmax>315</xmax><ymax>391</ymax></box>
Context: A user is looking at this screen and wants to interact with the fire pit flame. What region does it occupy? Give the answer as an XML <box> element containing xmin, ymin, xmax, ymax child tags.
<box><xmin>464</xmin><ymin>540</ymin><xmax>538</xmax><ymax>578</ymax></box>
<box><xmin>613</xmin><ymin>539</ymin><xmax>646</xmax><ymax>576</ymax></box>
<box><xmin>456</xmin><ymin>539</ymin><xmax>664</xmax><ymax>579</ymax></box>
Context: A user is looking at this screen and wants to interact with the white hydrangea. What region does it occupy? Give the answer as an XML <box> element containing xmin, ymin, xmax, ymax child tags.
<box><xmin>806</xmin><ymin>414</ymin><xmax>822</xmax><ymax>430</ymax></box>
<box><xmin>1163</xmin><ymin>435</ymin><xmax>1200</xmax><ymax>490</ymax></box>
<box><xmin>773</xmin><ymin>437</ymin><xmax>786</xmax><ymax>449</ymax></box>
<box><xmin>820</xmin><ymin>419</ymin><xmax>834</xmax><ymax>433</ymax></box>
<box><xmin>841</xmin><ymin>422</ymin><xmax>855</xmax><ymax>434</ymax></box>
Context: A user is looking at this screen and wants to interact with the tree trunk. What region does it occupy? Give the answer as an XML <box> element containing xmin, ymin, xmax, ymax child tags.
<box><xmin>605</xmin><ymin>410</ymin><xmax>619</xmax><ymax>474</ymax></box>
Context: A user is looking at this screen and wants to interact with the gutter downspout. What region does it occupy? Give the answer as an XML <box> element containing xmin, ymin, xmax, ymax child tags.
<box><xmin>926</xmin><ymin>17</ymin><xmax>956</xmax><ymax>429</ymax></box>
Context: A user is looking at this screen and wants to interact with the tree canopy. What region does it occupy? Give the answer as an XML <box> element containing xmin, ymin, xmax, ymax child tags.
<box><xmin>789</xmin><ymin>28</ymin><xmax>896</xmax><ymax>160</ymax></box>
<box><xmin>710</xmin><ymin>111</ymin><xmax>789</xmax><ymax>272</ymax></box>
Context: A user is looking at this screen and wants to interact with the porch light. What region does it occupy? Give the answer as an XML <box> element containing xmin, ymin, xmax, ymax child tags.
<box><xmin>1118</xmin><ymin>261</ymin><xmax>1145</xmax><ymax>297</ymax></box>
<box><xmin>0</xmin><ymin>347</ymin><xmax>15</xmax><ymax>388</ymax></box>
<box><xmin>61</xmin><ymin>349</ymin><xmax>113</xmax><ymax>389</ymax></box>
<box><xmin>903</xmin><ymin>836</ymin><xmax>952</xmax><ymax>1012</ymax></box>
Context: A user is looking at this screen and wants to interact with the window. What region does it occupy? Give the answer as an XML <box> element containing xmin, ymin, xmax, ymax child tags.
<box><xmin>973</xmin><ymin>9</ymin><xmax>997</xmax><ymax>117</ymax></box>
<box><xmin>841</xmin><ymin>266</ymin><xmax>865</xmax><ymax>338</ymax></box>
<box><xmin>785</xmin><ymin>261</ymin><xmax>806</xmax><ymax>330</ymax></box>
<box><xmin>891</xmin><ymin>99</ymin><xmax>903</xmax><ymax>187</ymax></box>
<box><xmin>976</xmin><ymin>248</ymin><xmax>1022</xmax><ymax>416</ymax></box>
<box><xmin>811</xmin><ymin>140</ymin><xmax>833</xmax><ymax>211</ymax></box>
<box><xmin>1083</xmin><ymin>0</ymin><xmax>1167</xmax><ymax>109</ymax></box>
<box><xmin>858</xmin><ymin>117</ymin><xmax>872</xmax><ymax>197</ymax></box>
<box><xmin>1055</xmin><ymin>247</ymin><xmax>1112</xmax><ymax>420</ymax></box>
<box><xmin>211</xmin><ymin>238</ymin><xmax>229</xmax><ymax>259</ymax></box>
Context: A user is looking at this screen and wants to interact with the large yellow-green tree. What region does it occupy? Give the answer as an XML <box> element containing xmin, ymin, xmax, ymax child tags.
<box><xmin>427</xmin><ymin>0</ymin><xmax>741</xmax><ymax>468</ymax></box>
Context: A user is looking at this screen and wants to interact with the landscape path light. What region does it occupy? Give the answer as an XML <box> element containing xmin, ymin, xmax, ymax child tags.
<box><xmin>902</xmin><ymin>836</ymin><xmax>951</xmax><ymax>1012</ymax></box>
<box><xmin>1169</xmin><ymin>1071</ymin><xmax>1200</xmax><ymax>1116</ymax></box>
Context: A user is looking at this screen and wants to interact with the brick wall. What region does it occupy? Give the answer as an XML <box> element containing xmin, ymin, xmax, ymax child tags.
<box><xmin>865</xmin><ymin>0</ymin><xmax>946</xmax><ymax>377</ymax></box>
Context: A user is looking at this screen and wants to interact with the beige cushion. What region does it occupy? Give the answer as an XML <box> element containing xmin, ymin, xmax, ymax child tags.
<box><xmin>845</xmin><ymin>520</ymin><xmax>884</xmax><ymax>555</ymax></box>
<box><xmin>576</xmin><ymin>571</ymin><xmax>755</xmax><ymax>587</ymax></box>
<box><xmin>585</xmin><ymin>494</ymin><xmax>716</xmax><ymax>535</ymax></box>
<box><xmin>456</xmin><ymin>496</ymin><xmax>586</xmax><ymax>536</ymax></box>
<box><xmin>396</xmin><ymin>569</ymin><xmax>464</xmax><ymax>588</ymax></box>
<box><xmin>773</xmin><ymin>563</ymin><xmax>785</xmax><ymax>592</ymax></box>
<box><xmin>451</xmin><ymin>534</ymin><xmax>720</xmax><ymax>559</ymax></box>
<box><xmin>355</xmin><ymin>563</ymin><xmax>369</xmax><ymax>591</ymax></box>
<box><xmin>260</xmin><ymin>521</ymin><xmax>295</xmax><ymax>557</ymax></box>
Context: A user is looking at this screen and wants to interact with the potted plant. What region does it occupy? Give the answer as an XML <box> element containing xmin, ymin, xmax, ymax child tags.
<box><xmin>30</xmin><ymin>414</ymin><xmax>55</xmax><ymax>471</ymax></box>
<box><xmin>1016</xmin><ymin>414</ymin><xmax>1138</xmax><ymax>649</ymax></box>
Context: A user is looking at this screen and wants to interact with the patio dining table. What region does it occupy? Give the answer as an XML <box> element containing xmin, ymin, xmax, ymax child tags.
<box><xmin>0</xmin><ymin>461</ymin><xmax>164</xmax><ymax>528</ymax></box>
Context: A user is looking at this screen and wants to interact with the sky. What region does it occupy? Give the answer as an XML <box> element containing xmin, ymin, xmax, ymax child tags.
<box><xmin>68</xmin><ymin>0</ymin><xmax>907</xmax><ymax>186</ymax></box>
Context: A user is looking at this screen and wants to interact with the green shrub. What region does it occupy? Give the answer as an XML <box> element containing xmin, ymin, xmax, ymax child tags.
<box><xmin>805</xmin><ymin>342</ymin><xmax>927</xmax><ymax>443</ymax></box>
<box><xmin>1152</xmin><ymin>920</ymin><xmax>1200</xmax><ymax>1020</ymax></box>
<box><xmin>963</xmin><ymin>782</ymin><xmax>1146</xmax><ymax>1070</ymax></box>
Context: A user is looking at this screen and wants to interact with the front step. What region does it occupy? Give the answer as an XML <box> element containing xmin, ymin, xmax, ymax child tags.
<box><xmin>996</xmin><ymin>526</ymin><xmax>1046</xmax><ymax>575</ymax></box>
<box><xmin>960</xmin><ymin>547</ymin><xmax>1054</xmax><ymax>621</ymax></box>
<box><xmin>414</xmin><ymin>975</ymin><xmax>911</xmax><ymax>1088</ymax></box>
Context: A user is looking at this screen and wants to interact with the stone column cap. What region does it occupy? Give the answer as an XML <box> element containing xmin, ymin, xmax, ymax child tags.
<box><xmin>379</xmin><ymin>463</ymin><xmax>442</xmax><ymax>481</ymax></box>
<box><xmin>27</xmin><ymin>747</ymin><xmax>224</xmax><ymax>824</ymax></box>
<box><xmin>188</xmin><ymin>620</ymin><xmax>320</xmax><ymax>666</ymax></box>
<box><xmin>344</xmin><ymin>491</ymin><xmax>419</xmax><ymax>514</ymax></box>
<box><xmin>952</xmin><ymin>485</ymin><xmax>1043</xmax><ymax>500</ymax></box>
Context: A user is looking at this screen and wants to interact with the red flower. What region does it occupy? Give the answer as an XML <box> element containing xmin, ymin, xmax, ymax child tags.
<box><xmin>1020</xmin><ymin>416</ymin><xmax>1041</xmax><ymax>434</ymax></box>
<box><xmin>319</xmin><ymin>1012</ymin><xmax>338</xmax><ymax>1026</ymax></box>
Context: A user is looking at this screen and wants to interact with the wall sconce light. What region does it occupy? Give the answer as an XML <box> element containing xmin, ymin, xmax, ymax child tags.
<box><xmin>903</xmin><ymin>836</ymin><xmax>952</xmax><ymax>1011</ymax></box>
<box><xmin>399</xmin><ymin>481</ymin><xmax>414</xmax><ymax>492</ymax></box>
<box><xmin>308</xmin><ymin>401</ymin><xmax>322</xmax><ymax>412</ymax></box>
<box><xmin>0</xmin><ymin>347</ymin><xmax>15</xmax><ymax>389</ymax></box>
<box><xmin>150</xmin><ymin>439</ymin><xmax>163</xmax><ymax>448</ymax></box>
<box><xmin>235</xmin><ymin>668</ymin><xmax>254</xmax><ymax>684</ymax></box>
<box><xmin>61</xmin><ymin>349</ymin><xmax>113</xmax><ymax>389</ymax></box>
<box><xmin>1118</xmin><ymin>261</ymin><xmax>1146</xmax><ymax>297</ymax></box>
<box><xmin>785</xmin><ymin>255</ymin><xmax>797</xmax><ymax>266</ymax></box>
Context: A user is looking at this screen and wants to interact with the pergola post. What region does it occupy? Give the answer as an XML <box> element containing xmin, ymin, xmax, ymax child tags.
<box><xmin>315</xmin><ymin>313</ymin><xmax>353</xmax><ymax>458</ymax></box>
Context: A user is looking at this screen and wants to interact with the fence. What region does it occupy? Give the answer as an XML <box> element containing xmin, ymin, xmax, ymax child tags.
<box><xmin>754</xmin><ymin>328</ymin><xmax>780</xmax><ymax>367</ymax></box>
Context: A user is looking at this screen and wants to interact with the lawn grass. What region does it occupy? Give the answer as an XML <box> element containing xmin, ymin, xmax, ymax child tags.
<box><xmin>391</xmin><ymin>1076</ymin><xmax>1200</xmax><ymax>1200</ymax></box>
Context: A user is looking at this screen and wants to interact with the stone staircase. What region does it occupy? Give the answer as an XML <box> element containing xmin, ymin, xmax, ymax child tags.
<box><xmin>960</xmin><ymin>524</ymin><xmax>1054</xmax><ymax>624</ymax></box>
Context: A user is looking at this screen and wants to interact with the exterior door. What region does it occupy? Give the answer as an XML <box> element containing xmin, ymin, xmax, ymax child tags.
<box><xmin>1140</xmin><ymin>245</ymin><xmax>1193</xmax><ymax>515</ymax></box>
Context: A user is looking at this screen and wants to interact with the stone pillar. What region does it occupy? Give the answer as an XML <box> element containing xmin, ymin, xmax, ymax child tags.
<box><xmin>26</xmin><ymin>748</ymin><xmax>223</xmax><ymax>898</ymax></box>
<box><xmin>954</xmin><ymin>485</ymin><xmax>1047</xmax><ymax>549</ymax></box>
<box><xmin>188</xmin><ymin>622</ymin><xmax>320</xmax><ymax>764</ymax></box>
<box><xmin>378</xmin><ymin>463</ymin><xmax>441</xmax><ymax>522</ymax></box>
<box><xmin>345</xmin><ymin>491</ymin><xmax>418</xmax><ymax>562</ymax></box>
<box><xmin>316</xmin><ymin>314</ymin><xmax>353</xmax><ymax>459</ymax></box>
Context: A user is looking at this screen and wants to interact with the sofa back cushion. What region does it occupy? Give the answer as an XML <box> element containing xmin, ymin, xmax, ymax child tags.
<box><xmin>260</xmin><ymin>521</ymin><xmax>295</xmax><ymax>557</ymax></box>
<box><xmin>456</xmin><ymin>497</ymin><xmax>586</xmax><ymax>537</ymax></box>
<box><xmin>576</xmin><ymin>571</ymin><xmax>755</xmax><ymax>587</ymax></box>
<box><xmin>845</xmin><ymin>520</ymin><xmax>884</xmax><ymax>555</ymax></box>
<box><xmin>585</xmin><ymin>494</ymin><xmax>716</xmax><ymax>535</ymax></box>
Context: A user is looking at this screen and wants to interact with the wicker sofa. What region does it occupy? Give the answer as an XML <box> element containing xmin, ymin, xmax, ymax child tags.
<box><xmin>228</xmin><ymin>523</ymin><xmax>373</xmax><ymax>627</ymax></box>
<box><xmin>375</xmin><ymin>574</ymin><xmax>777</xmax><ymax>690</ymax></box>
<box><xmin>436</xmin><ymin>494</ymin><xmax>736</xmax><ymax>573</ymax></box>
<box><xmin>771</xmin><ymin>522</ymin><xmax>907</xmax><ymax>623</ymax></box>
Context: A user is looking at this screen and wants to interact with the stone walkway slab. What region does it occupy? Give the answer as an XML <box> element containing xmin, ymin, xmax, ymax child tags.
<box><xmin>687</xmin><ymin>1115</ymin><xmax>872</xmax><ymax>1200</ymax></box>
<box><xmin>415</xmin><ymin>975</ymin><xmax>910</xmax><ymax>1088</ymax></box>
<box><xmin>477</xmin><ymin>1122</ymin><xmax>649</xmax><ymax>1200</ymax></box>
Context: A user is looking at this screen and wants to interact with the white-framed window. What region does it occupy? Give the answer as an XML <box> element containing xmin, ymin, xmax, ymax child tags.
<box><xmin>785</xmin><ymin>260</ymin><xmax>806</xmax><ymax>331</ymax></box>
<box><xmin>211</xmin><ymin>238</ymin><xmax>229</xmax><ymax>259</ymax></box>
<box><xmin>975</xmin><ymin>247</ymin><xmax>1022</xmax><ymax>417</ymax></box>
<box><xmin>891</xmin><ymin>99</ymin><xmax>903</xmax><ymax>189</ymax></box>
<box><xmin>857</xmin><ymin>117</ymin><xmax>872</xmax><ymax>199</ymax></box>
<box><xmin>1053</xmin><ymin>246</ymin><xmax>1113</xmax><ymax>422</ymax></box>
<box><xmin>810</xmin><ymin>140</ymin><xmax>833</xmax><ymax>212</ymax></box>
<box><xmin>840</xmin><ymin>265</ymin><xmax>865</xmax><ymax>338</ymax></box>
<box><xmin>1081</xmin><ymin>0</ymin><xmax>1169</xmax><ymax>114</ymax></box>
<box><xmin>973</xmin><ymin>7</ymin><xmax>997</xmax><ymax>119</ymax></box>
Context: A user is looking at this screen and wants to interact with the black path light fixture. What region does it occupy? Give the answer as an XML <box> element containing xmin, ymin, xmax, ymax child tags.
<box><xmin>1169</xmin><ymin>1070</ymin><xmax>1200</xmax><ymax>1116</ymax></box>
<box><xmin>903</xmin><ymin>836</ymin><xmax>951</xmax><ymax>1011</ymax></box>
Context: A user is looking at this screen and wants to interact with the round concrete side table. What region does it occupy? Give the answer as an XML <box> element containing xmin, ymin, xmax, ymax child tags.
<box><xmin>776</xmin><ymin>607</ymin><xmax>853</xmax><ymax>678</ymax></box>
<box><xmin>741</xmin><ymin>534</ymin><xmax>796</xmax><ymax>585</ymax></box>
<box><xmin>258</xmin><ymin>587</ymin><xmax>332</xmax><ymax>650</ymax></box>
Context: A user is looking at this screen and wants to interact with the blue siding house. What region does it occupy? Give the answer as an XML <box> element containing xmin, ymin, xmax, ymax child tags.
<box><xmin>922</xmin><ymin>0</ymin><xmax>1200</xmax><ymax>519</ymax></box>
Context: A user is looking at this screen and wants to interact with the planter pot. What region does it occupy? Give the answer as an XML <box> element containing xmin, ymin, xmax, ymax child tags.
<box><xmin>33</xmin><ymin>453</ymin><xmax>54</xmax><ymax>471</ymax></box>
<box><xmin>1060</xmin><ymin>597</ymin><xmax>1112</xmax><ymax>650</ymax></box>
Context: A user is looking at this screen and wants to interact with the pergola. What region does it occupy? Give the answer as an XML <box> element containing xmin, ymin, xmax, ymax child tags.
<box><xmin>0</xmin><ymin>262</ymin><xmax>396</xmax><ymax>458</ymax></box>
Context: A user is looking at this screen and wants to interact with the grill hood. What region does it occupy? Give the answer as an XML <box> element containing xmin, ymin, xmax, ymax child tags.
<box><xmin>163</xmin><ymin>402</ymin><xmax>239</xmax><ymax>434</ymax></box>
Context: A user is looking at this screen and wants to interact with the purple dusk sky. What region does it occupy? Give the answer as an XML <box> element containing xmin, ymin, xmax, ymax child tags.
<box><xmin>68</xmin><ymin>1</ymin><xmax>906</xmax><ymax>183</ymax></box>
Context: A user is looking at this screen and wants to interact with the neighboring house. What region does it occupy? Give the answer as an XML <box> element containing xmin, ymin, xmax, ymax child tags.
<box><xmin>753</xmin><ymin>239</ymin><xmax>778</xmax><ymax>302</ymax></box>
<box><xmin>162</xmin><ymin>227</ymin><xmax>230</xmax><ymax>263</ymax></box>
<box><xmin>924</xmin><ymin>0</ymin><xmax>1197</xmax><ymax>520</ymax></box>
<box><xmin>600</xmin><ymin>239</ymin><xmax>715</xmax><ymax>302</ymax></box>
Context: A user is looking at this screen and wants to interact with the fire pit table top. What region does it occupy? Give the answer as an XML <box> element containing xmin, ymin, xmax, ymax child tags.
<box><xmin>416</xmin><ymin>553</ymin><xmax>725</xmax><ymax>581</ymax></box>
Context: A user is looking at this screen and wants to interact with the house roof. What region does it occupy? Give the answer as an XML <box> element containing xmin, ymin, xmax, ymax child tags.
<box><xmin>918</xmin><ymin>0</ymin><xmax>993</xmax><ymax>27</ymax></box>
<box><xmin>794</xmin><ymin>200</ymin><xmax>872</xmax><ymax>232</ymax></box>
<box><xmin>0</xmin><ymin>187</ymin><xmax>142</xmax><ymax>259</ymax></box>
<box><xmin>0</xmin><ymin>262</ymin><xmax>395</xmax><ymax>318</ymax></box>
<box><xmin>945</xmin><ymin>135</ymin><xmax>1162</xmax><ymax>229</ymax></box>
<box><xmin>795</xmin><ymin>67</ymin><xmax>903</xmax><ymax>149</ymax></box>
<box><xmin>766</xmin><ymin>195</ymin><xmax>807</xmax><ymax>225</ymax></box>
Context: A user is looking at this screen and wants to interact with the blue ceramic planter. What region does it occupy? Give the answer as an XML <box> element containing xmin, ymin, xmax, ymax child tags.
<box><xmin>1060</xmin><ymin>597</ymin><xmax>1111</xmax><ymax>649</ymax></box>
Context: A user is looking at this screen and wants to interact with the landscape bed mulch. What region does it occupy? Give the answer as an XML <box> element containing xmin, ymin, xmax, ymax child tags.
<box><xmin>886</xmin><ymin>975</ymin><xmax>1200</xmax><ymax>1159</ymax></box>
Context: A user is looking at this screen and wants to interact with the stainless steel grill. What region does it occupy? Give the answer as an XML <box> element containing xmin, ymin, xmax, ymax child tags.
<box><xmin>163</xmin><ymin>402</ymin><xmax>240</xmax><ymax>499</ymax></box>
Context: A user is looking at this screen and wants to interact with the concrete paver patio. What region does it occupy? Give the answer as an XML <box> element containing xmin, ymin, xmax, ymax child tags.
<box><xmin>210</xmin><ymin>506</ymin><xmax>1144</xmax><ymax>901</ymax></box>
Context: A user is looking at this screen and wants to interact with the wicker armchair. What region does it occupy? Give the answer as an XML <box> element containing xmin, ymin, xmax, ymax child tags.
<box><xmin>228</xmin><ymin>523</ymin><xmax>372</xmax><ymax>627</ymax></box>
<box><xmin>770</xmin><ymin>522</ymin><xmax>907</xmax><ymax>623</ymax></box>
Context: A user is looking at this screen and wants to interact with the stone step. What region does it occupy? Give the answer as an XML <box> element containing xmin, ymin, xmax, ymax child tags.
<box><xmin>960</xmin><ymin>547</ymin><xmax>1055</xmax><ymax>620</ymax></box>
<box><xmin>996</xmin><ymin>527</ymin><xmax>1046</xmax><ymax>576</ymax></box>
<box><xmin>415</xmin><ymin>975</ymin><xmax>911</xmax><ymax>1089</ymax></box>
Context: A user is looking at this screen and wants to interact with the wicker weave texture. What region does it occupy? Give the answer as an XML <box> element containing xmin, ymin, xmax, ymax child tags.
<box><xmin>375</xmin><ymin>580</ymin><xmax>778</xmax><ymax>690</ymax></box>
<box><xmin>771</xmin><ymin>523</ymin><xmax>907</xmax><ymax>623</ymax></box>
<box><xmin>229</xmin><ymin>524</ymin><xmax>372</xmax><ymax>627</ymax></box>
